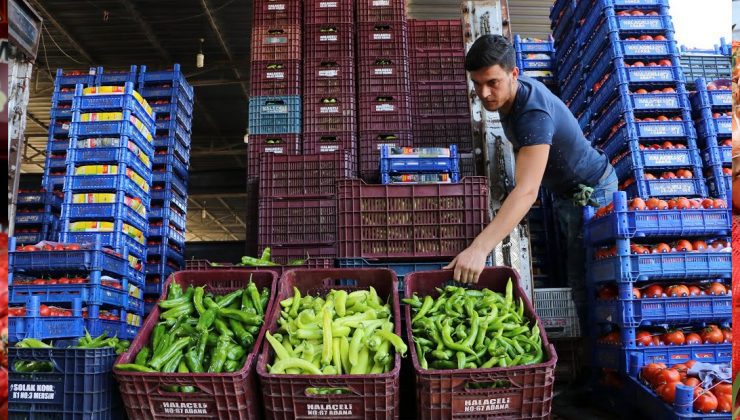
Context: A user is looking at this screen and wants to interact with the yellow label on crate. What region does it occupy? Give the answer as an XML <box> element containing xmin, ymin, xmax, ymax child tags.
<box><xmin>128</xmin><ymin>284</ymin><xmax>142</xmax><ymax>299</ymax></box>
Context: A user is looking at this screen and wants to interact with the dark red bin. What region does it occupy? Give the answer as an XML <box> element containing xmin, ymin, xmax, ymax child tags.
<box><xmin>247</xmin><ymin>134</ymin><xmax>302</xmax><ymax>179</ymax></box>
<box><xmin>358</xmin><ymin>60</ymin><xmax>410</xmax><ymax>95</ymax></box>
<box><xmin>262</xmin><ymin>245</ymin><xmax>338</xmax><ymax>264</ymax></box>
<box><xmin>257</xmin><ymin>268</ymin><xmax>401</xmax><ymax>419</ymax></box>
<box><xmin>337</xmin><ymin>177</ymin><xmax>490</xmax><ymax>259</ymax></box>
<box><xmin>114</xmin><ymin>270</ymin><xmax>279</xmax><ymax>420</ymax></box>
<box><xmin>303</xmin><ymin>58</ymin><xmax>356</xmax><ymax>95</ymax></box>
<box><xmin>303</xmin><ymin>131</ymin><xmax>358</xmax><ymax>155</ymax></box>
<box><xmin>184</xmin><ymin>259</ymin><xmax>336</xmax><ymax>275</ymax></box>
<box><xmin>252</xmin><ymin>0</ymin><xmax>302</xmax><ymax>27</ymax></box>
<box><xmin>303</xmin><ymin>23</ymin><xmax>356</xmax><ymax>60</ymax></box>
<box><xmin>357</xmin><ymin>0</ymin><xmax>407</xmax><ymax>23</ymax></box>
<box><xmin>304</xmin><ymin>0</ymin><xmax>355</xmax><ymax>24</ymax></box>
<box><xmin>411</xmin><ymin>82</ymin><xmax>470</xmax><ymax>117</ymax></box>
<box><xmin>259</xmin><ymin>198</ymin><xmax>338</xmax><ymax>246</ymax></box>
<box><xmin>250</xmin><ymin>59</ymin><xmax>301</xmax><ymax>96</ymax></box>
<box><xmin>410</xmin><ymin>50</ymin><xmax>467</xmax><ymax>83</ymax></box>
<box><xmin>409</xmin><ymin>19</ymin><xmax>464</xmax><ymax>51</ymax></box>
<box><xmin>357</xmin><ymin>22</ymin><xmax>409</xmax><ymax>59</ymax></box>
<box><xmin>303</xmin><ymin>93</ymin><xmax>358</xmax><ymax>134</ymax></box>
<box><xmin>358</xmin><ymin>94</ymin><xmax>412</xmax><ymax>132</ymax></box>
<box><xmin>259</xmin><ymin>151</ymin><xmax>356</xmax><ymax>198</ymax></box>
<box><xmin>411</xmin><ymin>115</ymin><xmax>474</xmax><ymax>151</ymax></box>
<box><xmin>251</xmin><ymin>24</ymin><xmax>302</xmax><ymax>61</ymax></box>
<box><xmin>404</xmin><ymin>269</ymin><xmax>557</xmax><ymax>419</ymax></box>
<box><xmin>357</xmin><ymin>56</ymin><xmax>409</xmax><ymax>82</ymax></box>
<box><xmin>358</xmin><ymin>130</ymin><xmax>413</xmax><ymax>182</ymax></box>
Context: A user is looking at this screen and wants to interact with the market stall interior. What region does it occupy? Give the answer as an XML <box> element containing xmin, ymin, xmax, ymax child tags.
<box><xmin>4</xmin><ymin>0</ymin><xmax>734</xmax><ymax>418</ymax></box>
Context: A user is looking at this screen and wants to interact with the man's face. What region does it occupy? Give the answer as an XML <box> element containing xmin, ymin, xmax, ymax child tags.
<box><xmin>470</xmin><ymin>64</ymin><xmax>519</xmax><ymax>113</ymax></box>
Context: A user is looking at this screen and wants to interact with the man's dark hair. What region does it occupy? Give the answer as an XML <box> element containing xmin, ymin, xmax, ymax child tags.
<box><xmin>465</xmin><ymin>34</ymin><xmax>517</xmax><ymax>72</ymax></box>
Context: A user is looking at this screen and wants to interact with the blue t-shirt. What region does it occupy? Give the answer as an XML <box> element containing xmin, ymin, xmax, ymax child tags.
<box><xmin>500</xmin><ymin>75</ymin><xmax>609</xmax><ymax>195</ymax></box>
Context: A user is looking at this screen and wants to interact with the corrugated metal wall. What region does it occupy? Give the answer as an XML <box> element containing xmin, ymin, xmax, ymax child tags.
<box><xmin>407</xmin><ymin>0</ymin><xmax>553</xmax><ymax>39</ymax></box>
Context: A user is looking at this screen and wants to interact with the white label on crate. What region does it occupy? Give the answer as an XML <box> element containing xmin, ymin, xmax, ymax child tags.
<box><xmin>453</xmin><ymin>397</ymin><xmax>516</xmax><ymax>414</ymax></box>
<box><xmin>373</xmin><ymin>0</ymin><xmax>390</xmax><ymax>6</ymax></box>
<box><xmin>648</xmin><ymin>153</ymin><xmax>687</xmax><ymax>166</ymax></box>
<box><xmin>320</xmin><ymin>1</ymin><xmax>338</xmax><ymax>7</ymax></box>
<box><xmin>62</xmin><ymin>123</ymin><xmax>71</xmax><ymax>130</ymax></box>
<box><xmin>373</xmin><ymin>33</ymin><xmax>392</xmax><ymax>41</ymax></box>
<box><xmin>158</xmin><ymin>402</ymin><xmax>211</xmax><ymax>416</ymax></box>
<box><xmin>652</xmin><ymin>181</ymin><xmax>693</xmax><ymax>195</ymax></box>
<box><xmin>634</xmin><ymin>97</ymin><xmax>677</xmax><ymax>109</ymax></box>
<box><xmin>304</xmin><ymin>404</ymin><xmax>355</xmax><ymax>416</ymax></box>
<box><xmin>631</xmin><ymin>69</ymin><xmax>669</xmax><ymax>81</ymax></box>
<box><xmin>319</xmin><ymin>105</ymin><xmax>340</xmax><ymax>114</ymax></box>
<box><xmin>265</xmin><ymin>147</ymin><xmax>285</xmax><ymax>153</ymax></box>
<box><xmin>266</xmin><ymin>71</ymin><xmax>286</xmax><ymax>80</ymax></box>
<box><xmin>621</xmin><ymin>18</ymin><xmax>659</xmax><ymax>30</ymax></box>
<box><xmin>319</xmin><ymin>34</ymin><xmax>338</xmax><ymax>42</ymax></box>
<box><xmin>263</xmin><ymin>36</ymin><xmax>288</xmax><ymax>45</ymax></box>
<box><xmin>642</xmin><ymin>124</ymin><xmax>681</xmax><ymax>136</ymax></box>
<box><xmin>10</xmin><ymin>383</ymin><xmax>56</xmax><ymax>401</ymax></box>
<box><xmin>376</xmin><ymin>143</ymin><xmax>396</xmax><ymax>150</ymax></box>
<box><xmin>320</xmin><ymin>145</ymin><xmax>340</xmax><ymax>152</ymax></box>
<box><xmin>718</xmin><ymin>119</ymin><xmax>731</xmax><ymax>131</ymax></box>
<box><xmin>374</xmin><ymin>67</ymin><xmax>394</xmax><ymax>76</ymax></box>
<box><xmin>318</xmin><ymin>69</ymin><xmax>339</xmax><ymax>77</ymax></box>
<box><xmin>625</xmin><ymin>44</ymin><xmax>667</xmax><ymax>55</ymax></box>
<box><xmin>268</xmin><ymin>3</ymin><xmax>286</xmax><ymax>10</ymax></box>
<box><xmin>261</xmin><ymin>105</ymin><xmax>289</xmax><ymax>114</ymax></box>
<box><xmin>375</xmin><ymin>104</ymin><xmax>395</xmax><ymax>112</ymax></box>
<box><xmin>715</xmin><ymin>93</ymin><xmax>731</xmax><ymax>104</ymax></box>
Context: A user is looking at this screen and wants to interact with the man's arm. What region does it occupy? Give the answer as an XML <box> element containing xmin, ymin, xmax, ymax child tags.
<box><xmin>445</xmin><ymin>143</ymin><xmax>550</xmax><ymax>283</ymax></box>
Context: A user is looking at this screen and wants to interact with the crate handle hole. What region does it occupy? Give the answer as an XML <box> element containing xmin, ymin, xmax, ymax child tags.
<box><xmin>319</xmin><ymin>61</ymin><xmax>339</xmax><ymax>67</ymax></box>
<box><xmin>305</xmin><ymin>387</ymin><xmax>354</xmax><ymax>396</ymax></box>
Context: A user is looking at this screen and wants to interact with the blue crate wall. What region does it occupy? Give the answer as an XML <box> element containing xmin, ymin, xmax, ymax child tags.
<box><xmin>514</xmin><ymin>34</ymin><xmax>557</xmax><ymax>87</ymax></box>
<box><xmin>96</xmin><ymin>65</ymin><xmax>138</xmax><ymax>87</ymax></box>
<box><xmin>248</xmin><ymin>95</ymin><xmax>302</xmax><ymax>135</ymax></box>
<box><xmin>14</xmin><ymin>192</ymin><xmax>64</xmax><ymax>243</ymax></box>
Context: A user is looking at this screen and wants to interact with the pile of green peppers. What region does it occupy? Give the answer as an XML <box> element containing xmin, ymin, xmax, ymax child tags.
<box><xmin>13</xmin><ymin>332</ymin><xmax>130</xmax><ymax>373</ymax></box>
<box><xmin>236</xmin><ymin>247</ymin><xmax>309</xmax><ymax>267</ymax></box>
<box><xmin>265</xmin><ymin>287</ymin><xmax>407</xmax><ymax>375</ymax></box>
<box><xmin>76</xmin><ymin>330</ymin><xmax>130</xmax><ymax>354</ymax></box>
<box><xmin>403</xmin><ymin>279</ymin><xmax>544</xmax><ymax>370</ymax></box>
<box><xmin>115</xmin><ymin>278</ymin><xmax>269</xmax><ymax>389</ymax></box>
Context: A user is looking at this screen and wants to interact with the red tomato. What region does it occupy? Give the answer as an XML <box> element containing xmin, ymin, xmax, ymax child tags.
<box><xmin>663</xmin><ymin>330</ymin><xmax>685</xmax><ymax>346</ymax></box>
<box><xmin>65</xmin><ymin>244</ymin><xmax>81</xmax><ymax>251</ymax></box>
<box><xmin>700</xmin><ymin>327</ymin><xmax>724</xmax><ymax>344</ymax></box>
<box><xmin>694</xmin><ymin>391</ymin><xmax>718</xmax><ymax>413</ymax></box>
<box><xmin>39</xmin><ymin>305</ymin><xmax>51</xmax><ymax>316</ymax></box>
<box><xmin>660</xmin><ymin>381</ymin><xmax>679</xmax><ymax>403</ymax></box>
<box><xmin>674</xmin><ymin>240</ymin><xmax>692</xmax><ymax>252</ymax></box>
<box><xmin>685</xmin><ymin>333</ymin><xmax>702</xmax><ymax>345</ymax></box>
<box><xmin>691</xmin><ymin>240</ymin><xmax>707</xmax><ymax>251</ymax></box>
<box><xmin>687</xmin><ymin>285</ymin><xmax>702</xmax><ymax>297</ymax></box>
<box><xmin>636</xmin><ymin>330</ymin><xmax>653</xmax><ymax>346</ymax></box>
<box><xmin>643</xmin><ymin>284</ymin><xmax>664</xmax><ymax>298</ymax></box>
<box><xmin>705</xmin><ymin>282</ymin><xmax>727</xmax><ymax>295</ymax></box>
<box><xmin>665</xmin><ymin>284</ymin><xmax>689</xmax><ymax>297</ymax></box>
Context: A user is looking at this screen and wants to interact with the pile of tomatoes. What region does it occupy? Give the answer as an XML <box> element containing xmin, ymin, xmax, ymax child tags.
<box><xmin>623</xmin><ymin>35</ymin><xmax>668</xmax><ymax>42</ymax></box>
<box><xmin>624</xmin><ymin>59</ymin><xmax>673</xmax><ymax>68</ymax></box>
<box><xmin>8</xmin><ymin>305</ymin><xmax>121</xmax><ymax>320</ymax></box>
<box><xmin>11</xmin><ymin>277</ymin><xmax>123</xmax><ymax>289</ymax></box>
<box><xmin>594</xmin><ymin>239</ymin><xmax>729</xmax><ymax>260</ymax></box>
<box><xmin>597</xmin><ymin>281</ymin><xmax>729</xmax><ymax>300</ymax></box>
<box><xmin>616</xmin><ymin>9</ymin><xmax>661</xmax><ymax>16</ymax></box>
<box><xmin>16</xmin><ymin>243</ymin><xmax>82</xmax><ymax>252</ymax></box>
<box><xmin>640</xmin><ymin>360</ymin><xmax>732</xmax><ymax>413</ymax></box>
<box><xmin>632</xmin><ymin>87</ymin><xmax>676</xmax><ymax>95</ymax></box>
<box><xmin>592</xmin><ymin>197</ymin><xmax>727</xmax><ymax>218</ymax></box>
<box><xmin>599</xmin><ymin>324</ymin><xmax>731</xmax><ymax>347</ymax></box>
<box><xmin>620</xmin><ymin>170</ymin><xmax>697</xmax><ymax>189</ymax></box>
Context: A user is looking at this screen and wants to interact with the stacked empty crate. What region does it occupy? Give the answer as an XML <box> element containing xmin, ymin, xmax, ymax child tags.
<box><xmin>514</xmin><ymin>34</ymin><xmax>558</xmax><ymax>94</ymax></box>
<box><xmin>14</xmin><ymin>190</ymin><xmax>63</xmax><ymax>244</ymax></box>
<box><xmin>357</xmin><ymin>0</ymin><xmax>413</xmax><ymax>181</ymax></box>
<box><xmin>55</xmin><ymin>80</ymin><xmax>153</xmax><ymax>338</ymax></box>
<box><xmin>690</xmin><ymin>77</ymin><xmax>732</xmax><ymax>204</ymax></box>
<box><xmin>679</xmin><ymin>37</ymin><xmax>732</xmax><ymax>90</ymax></box>
<box><xmin>408</xmin><ymin>19</ymin><xmax>476</xmax><ymax>177</ymax></box>
<box><xmin>138</xmin><ymin>64</ymin><xmax>193</xmax><ymax>308</ymax></box>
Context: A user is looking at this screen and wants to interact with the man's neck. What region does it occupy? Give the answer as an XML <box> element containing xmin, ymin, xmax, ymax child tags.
<box><xmin>498</xmin><ymin>80</ymin><xmax>519</xmax><ymax>116</ymax></box>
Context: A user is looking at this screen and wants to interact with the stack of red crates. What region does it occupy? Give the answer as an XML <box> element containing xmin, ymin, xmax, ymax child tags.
<box><xmin>302</xmin><ymin>0</ymin><xmax>357</xmax><ymax>158</ymax></box>
<box><xmin>356</xmin><ymin>0</ymin><xmax>413</xmax><ymax>182</ymax></box>
<box><xmin>408</xmin><ymin>19</ymin><xmax>475</xmax><ymax>175</ymax></box>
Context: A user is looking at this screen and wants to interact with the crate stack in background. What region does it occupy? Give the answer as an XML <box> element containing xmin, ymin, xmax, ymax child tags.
<box><xmin>550</xmin><ymin>0</ymin><xmax>587</xmax><ymax>128</ymax></box>
<box><xmin>302</xmin><ymin>0</ymin><xmax>357</xmax><ymax>161</ymax></box>
<box><xmin>137</xmin><ymin>65</ymin><xmax>193</xmax><ymax>310</ymax></box>
<box><xmin>527</xmin><ymin>187</ymin><xmax>563</xmax><ymax>288</ymax></box>
<box><xmin>408</xmin><ymin>19</ymin><xmax>476</xmax><ymax>177</ymax></box>
<box><xmin>13</xmin><ymin>190</ymin><xmax>63</xmax><ymax>244</ymax></box>
<box><xmin>514</xmin><ymin>34</ymin><xmax>558</xmax><ymax>94</ymax></box>
<box><xmin>680</xmin><ymin>37</ymin><xmax>732</xmax><ymax>90</ymax></box>
<box><xmin>690</xmin><ymin>77</ymin><xmax>732</xmax><ymax>204</ymax></box>
<box><xmin>356</xmin><ymin>0</ymin><xmax>413</xmax><ymax>182</ymax></box>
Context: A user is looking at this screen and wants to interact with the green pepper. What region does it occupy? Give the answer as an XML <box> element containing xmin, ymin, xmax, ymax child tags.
<box><xmin>217</xmin><ymin>290</ymin><xmax>243</xmax><ymax>309</ymax></box>
<box><xmin>213</xmin><ymin>318</ymin><xmax>234</xmax><ymax>337</ymax></box>
<box><xmin>259</xmin><ymin>288</ymin><xmax>269</xmax><ymax>312</ymax></box>
<box><xmin>240</xmin><ymin>256</ymin><xmax>278</xmax><ymax>266</ymax></box>
<box><xmin>226</xmin><ymin>343</ymin><xmax>246</xmax><ymax>361</ymax></box>
<box><xmin>185</xmin><ymin>348</ymin><xmax>203</xmax><ymax>373</ymax></box>
<box><xmin>134</xmin><ymin>347</ymin><xmax>150</xmax><ymax>365</ymax></box>
<box><xmin>229</xmin><ymin>319</ymin><xmax>253</xmax><ymax>348</ymax></box>
<box><xmin>261</xmin><ymin>248</ymin><xmax>271</xmax><ymax>262</ymax></box>
<box><xmin>162</xmin><ymin>352</ymin><xmax>184</xmax><ymax>373</ymax></box>
<box><xmin>218</xmin><ymin>308</ymin><xmax>262</xmax><ymax>326</ymax></box>
<box><xmin>196</xmin><ymin>308</ymin><xmax>218</xmax><ymax>331</ymax></box>
<box><xmin>178</xmin><ymin>361</ymin><xmax>196</xmax><ymax>392</ymax></box>
<box><xmin>224</xmin><ymin>360</ymin><xmax>240</xmax><ymax>372</ymax></box>
<box><xmin>247</xmin><ymin>282</ymin><xmax>262</xmax><ymax>316</ymax></box>
<box><xmin>193</xmin><ymin>287</ymin><xmax>207</xmax><ymax>315</ymax></box>
<box><xmin>168</xmin><ymin>283</ymin><xmax>183</xmax><ymax>300</ymax></box>
<box><xmin>115</xmin><ymin>363</ymin><xmax>157</xmax><ymax>373</ymax></box>
<box><xmin>149</xmin><ymin>337</ymin><xmax>191</xmax><ymax>371</ymax></box>
<box><xmin>208</xmin><ymin>335</ymin><xmax>231</xmax><ymax>373</ymax></box>
<box><xmin>289</xmin><ymin>287</ymin><xmax>301</xmax><ymax>318</ymax></box>
<box><xmin>160</xmin><ymin>303</ymin><xmax>193</xmax><ymax>320</ymax></box>
<box><xmin>411</xmin><ymin>295</ymin><xmax>433</xmax><ymax>324</ymax></box>
<box><xmin>159</xmin><ymin>288</ymin><xmax>194</xmax><ymax>309</ymax></box>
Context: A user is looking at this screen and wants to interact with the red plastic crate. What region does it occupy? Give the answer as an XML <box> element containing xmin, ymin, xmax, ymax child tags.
<box><xmin>251</xmin><ymin>24</ymin><xmax>302</xmax><ymax>61</ymax></box>
<box><xmin>412</xmin><ymin>82</ymin><xmax>470</xmax><ymax>117</ymax></box>
<box><xmin>253</xmin><ymin>0</ymin><xmax>302</xmax><ymax>26</ymax></box>
<box><xmin>304</xmin><ymin>0</ymin><xmax>355</xmax><ymax>24</ymax></box>
<box><xmin>250</xmin><ymin>59</ymin><xmax>301</xmax><ymax>96</ymax></box>
<box><xmin>409</xmin><ymin>19</ymin><xmax>464</xmax><ymax>51</ymax></box>
<box><xmin>337</xmin><ymin>177</ymin><xmax>490</xmax><ymax>259</ymax></box>
<box><xmin>259</xmin><ymin>198</ymin><xmax>337</xmax><ymax>247</ymax></box>
<box><xmin>259</xmin><ymin>151</ymin><xmax>356</xmax><ymax>198</ymax></box>
<box><xmin>404</xmin><ymin>268</ymin><xmax>557</xmax><ymax>419</ymax></box>
<box><xmin>302</xmin><ymin>93</ymin><xmax>358</xmax><ymax>133</ymax></box>
<box><xmin>303</xmin><ymin>131</ymin><xmax>358</xmax><ymax>155</ymax></box>
<box><xmin>357</xmin><ymin>22</ymin><xmax>409</xmax><ymax>59</ymax></box>
<box><xmin>459</xmin><ymin>152</ymin><xmax>477</xmax><ymax>176</ymax></box>
<box><xmin>357</xmin><ymin>0</ymin><xmax>407</xmax><ymax>23</ymax></box>
<box><xmin>303</xmin><ymin>58</ymin><xmax>356</xmax><ymax>95</ymax></box>
<box><xmin>247</xmin><ymin>134</ymin><xmax>302</xmax><ymax>179</ymax></box>
<box><xmin>183</xmin><ymin>258</ymin><xmax>336</xmax><ymax>276</ymax></box>
<box><xmin>246</xmin><ymin>179</ymin><xmax>259</xmax><ymax>255</ymax></box>
<box><xmin>358</xmin><ymin>60</ymin><xmax>410</xmax><ymax>95</ymax></box>
<box><xmin>114</xmin><ymin>270</ymin><xmax>279</xmax><ymax>420</ymax></box>
<box><xmin>264</xmin><ymin>245</ymin><xmax>337</xmax><ymax>264</ymax></box>
<box><xmin>411</xmin><ymin>115</ymin><xmax>474</xmax><ymax>151</ymax></box>
<box><xmin>357</xmin><ymin>56</ymin><xmax>409</xmax><ymax>82</ymax></box>
<box><xmin>358</xmin><ymin>94</ymin><xmax>412</xmax><ymax>131</ymax></box>
<box><xmin>256</xmin><ymin>268</ymin><xmax>401</xmax><ymax>419</ymax></box>
<box><xmin>303</xmin><ymin>23</ymin><xmax>356</xmax><ymax>59</ymax></box>
<box><xmin>410</xmin><ymin>50</ymin><xmax>466</xmax><ymax>83</ymax></box>
<box><xmin>358</xmin><ymin>130</ymin><xmax>413</xmax><ymax>182</ymax></box>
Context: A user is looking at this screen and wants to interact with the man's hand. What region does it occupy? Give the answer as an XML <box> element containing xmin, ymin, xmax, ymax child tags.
<box><xmin>444</xmin><ymin>243</ymin><xmax>490</xmax><ymax>284</ymax></box>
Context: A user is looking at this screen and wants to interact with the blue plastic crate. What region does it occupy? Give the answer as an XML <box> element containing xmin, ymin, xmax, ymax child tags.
<box><xmin>612</xmin><ymin>148</ymin><xmax>701</xmax><ymax>180</ymax></box>
<box><xmin>554</xmin><ymin>29</ymin><xmax>579</xmax><ymax>65</ymax></box>
<box><xmin>71</xmin><ymin>119</ymin><xmax>153</xmax><ymax>149</ymax></box>
<box><xmin>705</xmin><ymin>167</ymin><xmax>731</xmax><ymax>200</ymax></box>
<box><xmin>591</xmin><ymin>295</ymin><xmax>731</xmax><ymax>328</ymax></box>
<box><xmin>96</xmin><ymin>65</ymin><xmax>137</xmax><ymax>86</ymax></box>
<box><xmin>155</xmin><ymin>116</ymin><xmax>192</xmax><ymax>137</ymax></box>
<box><xmin>623</xmin><ymin>374</ymin><xmax>730</xmax><ymax>419</ymax></box>
<box><xmin>142</xmin><ymin>89</ymin><xmax>194</xmax><ymax>118</ymax></box>
<box><xmin>50</xmin><ymin>118</ymin><xmax>72</xmax><ymax>136</ymax></box>
<box><xmin>567</xmin><ymin>84</ymin><xmax>590</xmax><ymax>116</ymax></box>
<box><xmin>138</xmin><ymin>64</ymin><xmax>194</xmax><ymax>101</ymax></box>
<box><xmin>585</xmin><ymin>57</ymin><xmax>684</xmax><ymax>96</ymax></box>
<box><xmin>153</xmin><ymin>153</ymin><xmax>189</xmax><ymax>180</ymax></box>
<box><xmin>689</xmin><ymin>78</ymin><xmax>732</xmax><ymax>110</ymax></box>
<box><xmin>54</xmin><ymin>68</ymin><xmax>98</xmax><ymax>87</ymax></box>
<box><xmin>60</xmin><ymin>231</ymin><xmax>147</xmax><ymax>260</ymax></box>
<box><xmin>67</xmin><ymin>146</ymin><xmax>153</xmax><ymax>183</ymax></box>
<box><xmin>518</xmin><ymin>55</ymin><xmax>554</xmax><ymax>70</ymax></box>
<box><xmin>514</xmin><ymin>34</ymin><xmax>555</xmax><ymax>53</ymax></box>
<box><xmin>624</xmin><ymin>176</ymin><xmax>708</xmax><ymax>200</ymax></box>
<box><xmin>696</xmin><ymin>116</ymin><xmax>731</xmax><ymax>138</ymax></box>
<box><xmin>582</xmin><ymin>21</ymin><xmax>678</xmax><ymax>69</ymax></box>
<box><xmin>148</xmin><ymin>224</ymin><xmax>186</xmax><ymax>249</ymax></box>
<box><xmin>12</xmin><ymin>233</ymin><xmax>46</xmax><ymax>245</ymax></box>
<box><xmin>379</xmin><ymin>145</ymin><xmax>459</xmax><ymax>173</ymax></box>
<box><xmin>580</xmin><ymin>9</ymin><xmax>673</xmax><ymax>47</ymax></box>
<box><xmin>591</xmin><ymin>84</ymin><xmax>685</xmax><ymax>119</ymax></box>
<box><xmin>73</xmin><ymin>84</ymin><xmax>155</xmax><ymax>130</ymax></box>
<box><xmin>144</xmin><ymin>298</ymin><xmax>158</xmax><ymax>314</ymax></box>
<box><xmin>47</xmin><ymin>137</ymin><xmax>69</xmax><ymax>152</ymax></box>
<box><xmin>574</xmin><ymin>0</ymin><xmax>671</xmax><ymax>26</ymax></box>
<box><xmin>65</xmin><ymin>174</ymin><xmax>151</xmax><ymax>200</ymax></box>
<box><xmin>152</xmin><ymin>171</ymin><xmax>188</xmax><ymax>197</ymax></box>
<box><xmin>146</xmin><ymin>240</ymin><xmax>184</xmax><ymax>262</ymax></box>
<box><xmin>46</xmin><ymin>154</ymin><xmax>67</xmax><ymax>170</ymax></box>
<box><xmin>552</xmin><ymin>10</ymin><xmax>576</xmax><ymax>45</ymax></box>
<box><xmin>248</xmin><ymin>95</ymin><xmax>302</xmax><ymax>135</ymax></box>
<box><xmin>143</xmin><ymin>268</ymin><xmax>178</xmax><ymax>296</ymax></box>
<box><xmin>550</xmin><ymin>0</ymin><xmax>576</xmax><ymax>30</ymax></box>
<box><xmin>599</xmin><ymin>121</ymin><xmax>695</xmax><ymax>158</ymax></box>
<box><xmin>14</xmin><ymin>212</ymin><xmax>56</xmax><ymax>226</ymax></box>
<box><xmin>337</xmin><ymin>258</ymin><xmax>451</xmax><ymax>295</ymax></box>
<box><xmin>589</xmin><ymin>250</ymin><xmax>730</xmax><ymax>283</ymax></box>
<box><xmin>150</xmin><ymin>101</ymin><xmax>193</xmax><ymax>129</ymax></box>
<box><xmin>153</xmin><ymin>135</ymin><xmax>190</xmax><ymax>165</ymax></box>
<box><xmin>590</xmin><ymin>98</ymin><xmax>690</xmax><ymax>145</ymax></box>
<box><xmin>52</xmin><ymin>88</ymin><xmax>75</xmax><ymax>104</ymax></box>
<box><xmin>584</xmin><ymin>192</ymin><xmax>730</xmax><ymax>245</ymax></box>
<box><xmin>8</xmin><ymin>345</ymin><xmax>120</xmax><ymax>418</ymax></box>
<box><xmin>149</xmin><ymin>207</ymin><xmax>187</xmax><ymax>231</ymax></box>
<box><xmin>152</xmin><ymin>117</ymin><xmax>192</xmax><ymax>146</ymax></box>
<box><xmin>381</xmin><ymin>172</ymin><xmax>461</xmax><ymax>184</ymax></box>
<box><xmin>592</xmin><ymin>342</ymin><xmax>731</xmax><ymax>375</ymax></box>
<box><xmin>150</xmin><ymin>189</ymin><xmax>188</xmax><ymax>214</ymax></box>
<box><xmin>9</xmin><ymin>281</ymin><xmax>143</xmax><ymax>314</ymax></box>
<box><xmin>700</xmin><ymin>143</ymin><xmax>732</xmax><ymax>167</ymax></box>
<box><xmin>557</xmin><ymin>44</ymin><xmax>582</xmax><ymax>84</ymax></box>
<box><xmin>62</xmin><ymin>203</ymin><xmax>149</xmax><ymax>234</ymax></box>
<box><xmin>146</xmin><ymin>255</ymin><xmax>184</xmax><ymax>279</ymax></box>
<box><xmin>51</xmin><ymin>105</ymin><xmax>74</xmax><ymax>119</ymax></box>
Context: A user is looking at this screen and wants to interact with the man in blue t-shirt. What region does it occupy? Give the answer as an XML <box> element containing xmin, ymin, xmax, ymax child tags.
<box><xmin>445</xmin><ymin>35</ymin><xmax>618</xmax><ymax>323</ymax></box>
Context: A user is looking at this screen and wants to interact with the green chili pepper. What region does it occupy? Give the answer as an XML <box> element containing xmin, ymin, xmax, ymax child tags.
<box><xmin>193</xmin><ymin>287</ymin><xmax>207</xmax><ymax>315</ymax></box>
<box><xmin>213</xmin><ymin>318</ymin><xmax>234</xmax><ymax>337</ymax></box>
<box><xmin>149</xmin><ymin>337</ymin><xmax>191</xmax><ymax>371</ymax></box>
<box><xmin>219</xmin><ymin>308</ymin><xmax>262</xmax><ymax>326</ymax></box>
<box><xmin>168</xmin><ymin>283</ymin><xmax>183</xmax><ymax>300</ymax></box>
<box><xmin>134</xmin><ymin>347</ymin><xmax>150</xmax><ymax>365</ymax></box>
<box><xmin>115</xmin><ymin>363</ymin><xmax>157</xmax><ymax>373</ymax></box>
<box><xmin>208</xmin><ymin>335</ymin><xmax>232</xmax><ymax>373</ymax></box>
<box><xmin>247</xmin><ymin>282</ymin><xmax>262</xmax><ymax>316</ymax></box>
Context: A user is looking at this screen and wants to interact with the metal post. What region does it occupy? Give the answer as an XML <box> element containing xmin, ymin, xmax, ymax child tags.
<box><xmin>8</xmin><ymin>58</ymin><xmax>34</xmax><ymax>235</ymax></box>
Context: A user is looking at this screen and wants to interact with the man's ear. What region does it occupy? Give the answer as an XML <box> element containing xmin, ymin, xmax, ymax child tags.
<box><xmin>512</xmin><ymin>66</ymin><xmax>520</xmax><ymax>80</ymax></box>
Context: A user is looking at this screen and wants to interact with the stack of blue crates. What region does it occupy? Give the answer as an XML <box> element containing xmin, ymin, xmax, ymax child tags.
<box><xmin>14</xmin><ymin>191</ymin><xmax>63</xmax><ymax>244</ymax></box>
<box><xmin>138</xmin><ymin>64</ymin><xmax>193</xmax><ymax>305</ymax></box>
<box><xmin>378</xmin><ymin>145</ymin><xmax>460</xmax><ymax>184</ymax></box>
<box><xmin>8</xmin><ymin>237</ymin><xmax>144</xmax><ymax>342</ymax></box>
<box><xmin>514</xmin><ymin>34</ymin><xmax>558</xmax><ymax>93</ymax></box>
<box><xmin>526</xmin><ymin>188</ymin><xmax>563</xmax><ymax>287</ymax></box>
<box><xmin>690</xmin><ymin>77</ymin><xmax>732</xmax><ymax>203</ymax></box>
<box><xmin>57</xmin><ymin>81</ymin><xmax>153</xmax><ymax>327</ymax></box>
<box><xmin>559</xmin><ymin>0</ymin><xmax>707</xmax><ymax>200</ymax></box>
